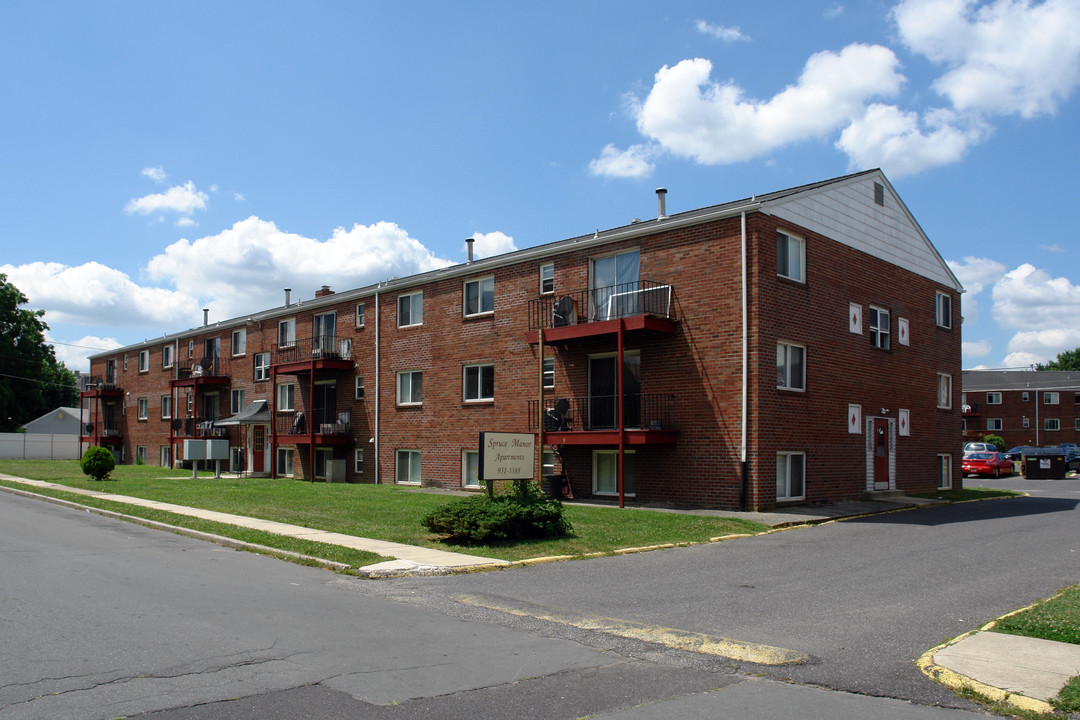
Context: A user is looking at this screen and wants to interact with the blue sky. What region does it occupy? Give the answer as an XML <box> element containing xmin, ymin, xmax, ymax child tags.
<box><xmin>2</xmin><ymin>0</ymin><xmax>1078</xmax><ymax>373</ymax></box>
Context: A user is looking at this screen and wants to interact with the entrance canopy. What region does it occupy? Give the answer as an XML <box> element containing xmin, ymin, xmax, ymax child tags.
<box><xmin>216</xmin><ymin>400</ymin><xmax>270</xmax><ymax>426</ymax></box>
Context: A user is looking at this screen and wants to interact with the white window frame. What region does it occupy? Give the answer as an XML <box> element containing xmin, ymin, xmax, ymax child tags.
<box><xmin>277</xmin><ymin>383</ymin><xmax>295</xmax><ymax>411</ymax></box>
<box><xmin>463</xmin><ymin>363</ymin><xmax>494</xmax><ymax>402</ymax></box>
<box><xmin>776</xmin><ymin>341</ymin><xmax>806</xmax><ymax>391</ymax></box>
<box><xmin>397</xmin><ymin>370</ymin><xmax>423</xmax><ymax>406</ymax></box>
<box><xmin>986</xmin><ymin>392</ymin><xmax>1002</xmax><ymax>405</ymax></box>
<box><xmin>254</xmin><ymin>352</ymin><xmax>270</xmax><ymax>382</ymax></box>
<box><xmin>937</xmin><ymin>454</ymin><xmax>952</xmax><ymax>490</ymax></box>
<box><xmin>869</xmin><ymin>306</ymin><xmax>890</xmax><ymax>350</ymax></box>
<box><xmin>277</xmin><ymin>447</ymin><xmax>294</xmax><ymax>477</ymax></box>
<box><xmin>540</xmin><ymin>263</ymin><xmax>554</xmax><ymax>295</ymax></box>
<box><xmin>543</xmin><ymin>356</ymin><xmax>555</xmax><ymax>389</ymax></box>
<box><xmin>463</xmin><ymin>276</ymin><xmax>495</xmax><ymax>317</ymax></box>
<box><xmin>396</xmin><ymin>449</ymin><xmax>421</xmax><ymax>484</ymax></box>
<box><xmin>776</xmin><ymin>451</ymin><xmax>806</xmax><ymax>501</ymax></box>
<box><xmin>1045</xmin><ymin>418</ymin><xmax>1060</xmax><ymax>431</ymax></box>
<box><xmin>355</xmin><ymin>375</ymin><xmax>365</xmax><ymax>400</ymax></box>
<box><xmin>138</xmin><ymin>349</ymin><xmax>149</xmax><ymax>373</ymax></box>
<box><xmin>1044</xmin><ymin>391</ymin><xmax>1060</xmax><ymax>405</ymax></box>
<box><xmin>161</xmin><ymin>396</ymin><xmax>171</xmax><ymax>419</ymax></box>
<box><xmin>936</xmin><ymin>292</ymin><xmax>952</xmax><ymax>329</ymax></box>
<box><xmin>136</xmin><ymin>445</ymin><xmax>147</xmax><ymax>464</ymax></box>
<box><xmin>162</xmin><ymin>344</ymin><xmax>174</xmax><ymax>369</ymax></box>
<box><xmin>776</xmin><ymin>230</ymin><xmax>804</xmax><ymax>282</ymax></box>
<box><xmin>231</xmin><ymin>388</ymin><xmax>244</xmax><ymax>414</ymax></box>
<box><xmin>1023</xmin><ymin>417</ymin><xmax>1030</xmax><ymax>428</ymax></box>
<box><xmin>398</xmin><ymin>291</ymin><xmax>423</xmax><ymax>327</ymax></box>
<box><xmin>937</xmin><ymin>373</ymin><xmax>952</xmax><ymax>409</ymax></box>
<box><xmin>278</xmin><ymin>318</ymin><xmax>296</xmax><ymax>349</ymax></box>
<box><xmin>137</xmin><ymin>397</ymin><xmax>148</xmax><ymax>420</ymax></box>
<box><xmin>986</xmin><ymin>418</ymin><xmax>1002</xmax><ymax>431</ymax></box>
<box><xmin>1022</xmin><ymin>391</ymin><xmax>1029</xmax><ymax>402</ymax></box>
<box><xmin>1074</xmin><ymin>418</ymin><xmax>1080</xmax><ymax>431</ymax></box>
<box><xmin>354</xmin><ymin>449</ymin><xmax>365</xmax><ymax>475</ymax></box>
<box><xmin>231</xmin><ymin>329</ymin><xmax>246</xmax><ymax>356</ymax></box>
<box><xmin>188</xmin><ymin>340</ymin><xmax>194</xmax><ymax>359</ymax></box>
<box><xmin>355</xmin><ymin>302</ymin><xmax>366</xmax><ymax>328</ymax></box>
<box><xmin>462</xmin><ymin>449</ymin><xmax>480</xmax><ymax>488</ymax></box>
<box><xmin>592</xmin><ymin>449</ymin><xmax>635</xmax><ymax>496</ymax></box>
<box><xmin>161</xmin><ymin>445</ymin><xmax>171</xmax><ymax>468</ymax></box>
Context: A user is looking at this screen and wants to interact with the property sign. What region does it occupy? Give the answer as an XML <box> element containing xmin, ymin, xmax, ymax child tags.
<box><xmin>479</xmin><ymin>432</ymin><xmax>535</xmax><ymax>481</ymax></box>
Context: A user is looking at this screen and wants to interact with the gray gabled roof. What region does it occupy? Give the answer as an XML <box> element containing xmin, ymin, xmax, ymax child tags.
<box><xmin>963</xmin><ymin>370</ymin><xmax>1080</xmax><ymax>392</ymax></box>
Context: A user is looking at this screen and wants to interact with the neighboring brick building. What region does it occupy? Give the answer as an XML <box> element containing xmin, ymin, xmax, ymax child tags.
<box><xmin>81</xmin><ymin>169</ymin><xmax>963</xmax><ymax>509</ymax></box>
<box><xmin>962</xmin><ymin>370</ymin><xmax>1080</xmax><ymax>449</ymax></box>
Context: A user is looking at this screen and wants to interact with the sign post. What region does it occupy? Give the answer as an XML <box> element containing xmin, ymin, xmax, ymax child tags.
<box><xmin>479</xmin><ymin>431</ymin><xmax>536</xmax><ymax>498</ymax></box>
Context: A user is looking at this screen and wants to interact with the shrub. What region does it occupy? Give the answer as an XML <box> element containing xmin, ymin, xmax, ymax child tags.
<box><xmin>80</xmin><ymin>446</ymin><xmax>116</xmax><ymax>481</ymax></box>
<box><xmin>422</xmin><ymin>485</ymin><xmax>572</xmax><ymax>543</ymax></box>
<box><xmin>981</xmin><ymin>434</ymin><xmax>1006</xmax><ymax>451</ymax></box>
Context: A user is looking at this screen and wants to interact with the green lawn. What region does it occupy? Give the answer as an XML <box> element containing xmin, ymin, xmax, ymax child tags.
<box><xmin>0</xmin><ymin>460</ymin><xmax>767</xmax><ymax>566</ymax></box>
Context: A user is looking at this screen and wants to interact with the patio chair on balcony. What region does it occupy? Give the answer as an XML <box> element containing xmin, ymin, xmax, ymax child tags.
<box><xmin>544</xmin><ymin>398</ymin><xmax>572</xmax><ymax>432</ymax></box>
<box><xmin>552</xmin><ymin>296</ymin><xmax>576</xmax><ymax>327</ymax></box>
<box><xmin>289</xmin><ymin>412</ymin><xmax>305</xmax><ymax>435</ymax></box>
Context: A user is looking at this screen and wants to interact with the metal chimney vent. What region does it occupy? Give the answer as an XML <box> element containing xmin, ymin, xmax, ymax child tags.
<box><xmin>656</xmin><ymin>187</ymin><xmax>668</xmax><ymax>219</ymax></box>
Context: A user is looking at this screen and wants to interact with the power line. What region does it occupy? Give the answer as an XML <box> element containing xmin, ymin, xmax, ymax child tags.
<box><xmin>0</xmin><ymin>371</ymin><xmax>81</xmax><ymax>391</ymax></box>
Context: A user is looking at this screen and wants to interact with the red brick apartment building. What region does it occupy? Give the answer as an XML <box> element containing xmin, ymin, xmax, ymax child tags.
<box><xmin>81</xmin><ymin>169</ymin><xmax>962</xmax><ymax>510</ymax></box>
<box><xmin>962</xmin><ymin>370</ymin><xmax>1080</xmax><ymax>449</ymax></box>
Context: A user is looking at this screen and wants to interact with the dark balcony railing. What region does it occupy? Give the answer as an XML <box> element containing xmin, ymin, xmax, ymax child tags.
<box><xmin>83</xmin><ymin>423</ymin><xmax>121</xmax><ymax>438</ymax></box>
<box><xmin>174</xmin><ymin>417</ymin><xmax>229</xmax><ymax>438</ymax></box>
<box><xmin>86</xmin><ymin>373</ymin><xmax>121</xmax><ymax>391</ymax></box>
<box><xmin>962</xmin><ymin>402</ymin><xmax>981</xmax><ymax>414</ymax></box>
<box><xmin>275</xmin><ymin>410</ymin><xmax>351</xmax><ymax>437</ymax></box>
<box><xmin>528</xmin><ymin>280</ymin><xmax>675</xmax><ymax>331</ymax></box>
<box><xmin>273</xmin><ymin>335</ymin><xmax>353</xmax><ymax>365</ymax></box>
<box><xmin>528</xmin><ymin>394</ymin><xmax>674</xmax><ymax>433</ymax></box>
<box><xmin>175</xmin><ymin>355</ymin><xmax>230</xmax><ymax>380</ymax></box>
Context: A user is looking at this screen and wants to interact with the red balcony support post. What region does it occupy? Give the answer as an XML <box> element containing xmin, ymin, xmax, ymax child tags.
<box><xmin>617</xmin><ymin>318</ymin><xmax>625</xmax><ymax>509</ymax></box>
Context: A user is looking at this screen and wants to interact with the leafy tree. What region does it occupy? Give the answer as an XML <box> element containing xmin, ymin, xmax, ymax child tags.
<box><xmin>1036</xmin><ymin>348</ymin><xmax>1080</xmax><ymax>371</ymax></box>
<box><xmin>0</xmin><ymin>274</ymin><xmax>79</xmax><ymax>431</ymax></box>
<box><xmin>981</xmin><ymin>434</ymin><xmax>1006</xmax><ymax>452</ymax></box>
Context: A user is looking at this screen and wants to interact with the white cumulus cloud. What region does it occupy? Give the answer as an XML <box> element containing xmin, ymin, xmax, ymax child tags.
<box><xmin>125</xmin><ymin>180</ymin><xmax>209</xmax><ymax>217</ymax></box>
<box><xmin>467</xmin><ymin>232</ymin><xmax>517</xmax><ymax>260</ymax></box>
<box><xmin>695</xmin><ymin>20</ymin><xmax>750</xmax><ymax>42</ymax></box>
<box><xmin>141</xmin><ymin>166</ymin><xmax>168</xmax><ymax>184</ymax></box>
<box><xmin>588</xmin><ymin>143</ymin><xmax>659</xmax><ymax>178</ymax></box>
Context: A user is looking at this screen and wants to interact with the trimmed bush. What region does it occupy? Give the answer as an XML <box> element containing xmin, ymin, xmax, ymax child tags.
<box><xmin>981</xmin><ymin>433</ymin><xmax>1006</xmax><ymax>451</ymax></box>
<box><xmin>80</xmin><ymin>446</ymin><xmax>116</xmax><ymax>481</ymax></box>
<box><xmin>423</xmin><ymin>485</ymin><xmax>572</xmax><ymax>543</ymax></box>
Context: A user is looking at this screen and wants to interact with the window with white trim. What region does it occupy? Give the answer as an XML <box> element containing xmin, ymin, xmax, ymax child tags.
<box><xmin>540</xmin><ymin>263</ymin><xmax>554</xmax><ymax>295</ymax></box>
<box><xmin>463</xmin><ymin>363</ymin><xmax>494</xmax><ymax>402</ymax></box>
<box><xmin>1045</xmin><ymin>418</ymin><xmax>1060</xmax><ymax>431</ymax></box>
<box><xmin>776</xmin><ymin>452</ymin><xmax>805</xmax><ymax>501</ymax></box>
<box><xmin>277</xmin><ymin>448</ymin><xmax>294</xmax><ymax>477</ymax></box>
<box><xmin>138</xmin><ymin>350</ymin><xmax>150</xmax><ymax>373</ymax></box>
<box><xmin>1074</xmin><ymin>419</ymin><xmax>1080</xmax><ymax>431</ymax></box>
<box><xmin>354</xmin><ymin>449</ymin><xmax>365</xmax><ymax>475</ymax></box>
<box><xmin>1023</xmin><ymin>417</ymin><xmax>1030</xmax><ymax>428</ymax></box>
<box><xmin>462</xmin><ymin>449</ymin><xmax>480</xmax><ymax>488</ymax></box>
<box><xmin>188</xmin><ymin>340</ymin><xmax>194</xmax><ymax>359</ymax></box>
<box><xmin>1044</xmin><ymin>392</ymin><xmax>1060</xmax><ymax>405</ymax></box>
<box><xmin>355</xmin><ymin>302</ymin><xmax>366</xmax><ymax>328</ymax></box>
<box><xmin>543</xmin><ymin>356</ymin><xmax>554</xmax><ymax>389</ymax></box>
<box><xmin>593</xmin><ymin>449</ymin><xmax>635</xmax><ymax>496</ymax></box>
<box><xmin>232</xmin><ymin>329</ymin><xmax>246</xmax><ymax>356</ymax></box>
<box><xmin>464</xmin><ymin>277</ymin><xmax>494</xmax><ymax>316</ymax></box>
<box><xmin>936</xmin><ymin>292</ymin><xmax>952</xmax><ymax>329</ymax></box>
<box><xmin>396</xmin><ymin>449</ymin><xmax>421</xmax><ymax>484</ymax></box>
<box><xmin>398</xmin><ymin>292</ymin><xmax>423</xmax><ymax>327</ymax></box>
<box><xmin>776</xmin><ymin>342</ymin><xmax>805</xmax><ymax>391</ymax></box>
<box><xmin>137</xmin><ymin>397</ymin><xmax>148</xmax><ymax>420</ymax></box>
<box><xmin>161</xmin><ymin>396</ymin><xmax>171</xmax><ymax>419</ymax></box>
<box><xmin>136</xmin><ymin>446</ymin><xmax>147</xmax><ymax>464</ymax></box>
<box><xmin>161</xmin><ymin>446</ymin><xmax>171</xmax><ymax>468</ymax></box>
<box><xmin>987</xmin><ymin>392</ymin><xmax>1002</xmax><ymax>404</ymax></box>
<box><xmin>355</xmin><ymin>375</ymin><xmax>365</xmax><ymax>400</ymax></box>
<box><xmin>162</xmin><ymin>344</ymin><xmax>174</xmax><ymax>368</ymax></box>
<box><xmin>1022</xmin><ymin>391</ymin><xmax>1029</xmax><ymax>402</ymax></box>
<box><xmin>277</xmin><ymin>383</ymin><xmax>295</xmax><ymax>411</ymax></box>
<box><xmin>278</xmin><ymin>318</ymin><xmax>296</xmax><ymax>348</ymax></box>
<box><xmin>776</xmin><ymin>230</ymin><xmax>804</xmax><ymax>282</ymax></box>
<box><xmin>986</xmin><ymin>418</ymin><xmax>1002</xmax><ymax>431</ymax></box>
<box><xmin>937</xmin><ymin>373</ymin><xmax>952</xmax><ymax>409</ymax></box>
<box><xmin>231</xmin><ymin>388</ymin><xmax>244</xmax><ymax>414</ymax></box>
<box><xmin>869</xmin><ymin>306</ymin><xmax>890</xmax><ymax>350</ymax></box>
<box><xmin>397</xmin><ymin>370</ymin><xmax>422</xmax><ymax>405</ymax></box>
<box><xmin>937</xmin><ymin>454</ymin><xmax>952</xmax><ymax>490</ymax></box>
<box><xmin>254</xmin><ymin>352</ymin><xmax>270</xmax><ymax>381</ymax></box>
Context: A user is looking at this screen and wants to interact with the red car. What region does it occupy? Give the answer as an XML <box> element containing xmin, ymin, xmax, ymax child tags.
<box><xmin>962</xmin><ymin>452</ymin><xmax>1014</xmax><ymax>478</ymax></box>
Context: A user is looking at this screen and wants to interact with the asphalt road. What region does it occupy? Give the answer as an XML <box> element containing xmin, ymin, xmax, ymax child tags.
<box><xmin>3</xmin><ymin>477</ymin><xmax>1077</xmax><ymax>719</ymax></box>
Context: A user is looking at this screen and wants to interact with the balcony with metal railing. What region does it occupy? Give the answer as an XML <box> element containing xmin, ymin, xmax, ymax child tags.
<box><xmin>528</xmin><ymin>393</ymin><xmax>678</xmax><ymax>446</ymax></box>
<box><xmin>172</xmin><ymin>355</ymin><xmax>231</xmax><ymax>387</ymax></box>
<box><xmin>171</xmin><ymin>416</ymin><xmax>231</xmax><ymax>439</ymax></box>
<box><xmin>272</xmin><ymin>335</ymin><xmax>354</xmax><ymax>373</ymax></box>
<box><xmin>526</xmin><ymin>280</ymin><xmax>677</xmax><ymax>344</ymax></box>
<box><xmin>82</xmin><ymin>373</ymin><xmax>122</xmax><ymax>397</ymax></box>
<box><xmin>274</xmin><ymin>409</ymin><xmax>352</xmax><ymax>445</ymax></box>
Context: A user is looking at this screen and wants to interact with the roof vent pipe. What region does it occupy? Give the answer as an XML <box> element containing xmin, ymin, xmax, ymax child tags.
<box><xmin>203</xmin><ymin>308</ymin><xmax>209</xmax><ymax>326</ymax></box>
<box><xmin>284</xmin><ymin>288</ymin><xmax>291</xmax><ymax>307</ymax></box>
<box><xmin>656</xmin><ymin>187</ymin><xmax>668</xmax><ymax>219</ymax></box>
<box><xmin>466</xmin><ymin>237</ymin><xmax>474</xmax><ymax>263</ymax></box>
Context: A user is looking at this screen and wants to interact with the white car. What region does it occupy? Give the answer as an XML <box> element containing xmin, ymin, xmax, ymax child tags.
<box><xmin>963</xmin><ymin>442</ymin><xmax>995</xmax><ymax>454</ymax></box>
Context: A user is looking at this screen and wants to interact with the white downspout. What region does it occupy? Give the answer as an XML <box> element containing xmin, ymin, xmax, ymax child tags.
<box><xmin>374</xmin><ymin>288</ymin><xmax>381</xmax><ymax>484</ymax></box>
